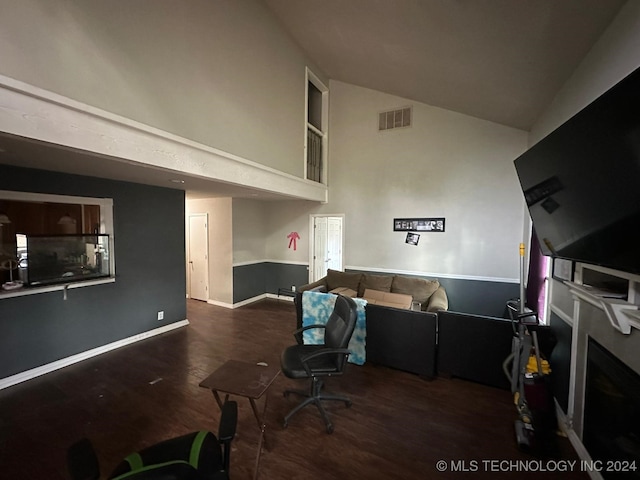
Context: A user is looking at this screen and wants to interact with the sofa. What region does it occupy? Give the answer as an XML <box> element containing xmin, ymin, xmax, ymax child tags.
<box><xmin>295</xmin><ymin>270</ymin><xmax>544</xmax><ymax>391</ymax></box>
<box><xmin>295</xmin><ymin>269</ymin><xmax>448</xmax><ymax>377</ymax></box>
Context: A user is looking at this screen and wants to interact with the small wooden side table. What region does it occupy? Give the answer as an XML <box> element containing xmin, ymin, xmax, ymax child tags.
<box><xmin>199</xmin><ymin>359</ymin><xmax>280</xmax><ymax>480</ymax></box>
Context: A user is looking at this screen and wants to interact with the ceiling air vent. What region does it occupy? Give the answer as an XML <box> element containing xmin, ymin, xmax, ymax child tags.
<box><xmin>378</xmin><ymin>106</ymin><xmax>412</xmax><ymax>131</ymax></box>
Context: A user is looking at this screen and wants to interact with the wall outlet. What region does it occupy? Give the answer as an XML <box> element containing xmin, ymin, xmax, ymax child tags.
<box><xmin>157</xmin><ymin>311</ymin><xmax>164</xmax><ymax>321</ymax></box>
<box><xmin>291</xmin><ymin>285</ymin><xmax>296</xmax><ymax>292</ymax></box>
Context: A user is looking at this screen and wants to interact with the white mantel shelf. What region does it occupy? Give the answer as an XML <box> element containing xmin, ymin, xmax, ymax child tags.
<box><xmin>566</xmin><ymin>281</ymin><xmax>640</xmax><ymax>335</ymax></box>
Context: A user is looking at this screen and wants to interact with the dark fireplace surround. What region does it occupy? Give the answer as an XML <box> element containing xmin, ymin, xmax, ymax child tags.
<box><xmin>583</xmin><ymin>338</ymin><xmax>640</xmax><ymax>478</ymax></box>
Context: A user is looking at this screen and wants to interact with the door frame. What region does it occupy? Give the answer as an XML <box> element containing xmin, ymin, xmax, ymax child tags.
<box><xmin>187</xmin><ymin>213</ymin><xmax>209</xmax><ymax>300</ymax></box>
<box><xmin>308</xmin><ymin>213</ymin><xmax>345</xmax><ymax>283</ymax></box>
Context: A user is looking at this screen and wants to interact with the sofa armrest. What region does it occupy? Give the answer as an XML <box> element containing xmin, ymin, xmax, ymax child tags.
<box><xmin>298</xmin><ymin>277</ymin><xmax>328</xmax><ymax>293</ymax></box>
<box><xmin>426</xmin><ymin>286</ymin><xmax>448</xmax><ymax>312</ymax></box>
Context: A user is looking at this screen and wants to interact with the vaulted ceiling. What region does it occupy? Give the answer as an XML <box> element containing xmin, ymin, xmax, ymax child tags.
<box><xmin>263</xmin><ymin>0</ymin><xmax>625</xmax><ymax>130</ymax></box>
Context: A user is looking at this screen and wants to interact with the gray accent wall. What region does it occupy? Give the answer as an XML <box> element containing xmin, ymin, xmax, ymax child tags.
<box><xmin>437</xmin><ymin>277</ymin><xmax>519</xmax><ymax>318</ymax></box>
<box><xmin>233</xmin><ymin>262</ymin><xmax>309</xmax><ymax>303</ymax></box>
<box><xmin>265</xmin><ymin>263</ymin><xmax>310</xmax><ymax>295</ymax></box>
<box><xmin>233</xmin><ymin>263</ymin><xmax>268</xmax><ymax>304</ymax></box>
<box><xmin>0</xmin><ymin>165</ymin><xmax>186</xmax><ymax>380</ymax></box>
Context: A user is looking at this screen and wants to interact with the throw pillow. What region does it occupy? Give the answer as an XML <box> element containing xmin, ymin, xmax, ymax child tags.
<box><xmin>357</xmin><ymin>273</ymin><xmax>393</xmax><ymax>297</ymax></box>
<box><xmin>326</xmin><ymin>269</ymin><xmax>363</xmax><ymax>292</ymax></box>
<box><xmin>390</xmin><ymin>275</ymin><xmax>440</xmax><ymax>310</ymax></box>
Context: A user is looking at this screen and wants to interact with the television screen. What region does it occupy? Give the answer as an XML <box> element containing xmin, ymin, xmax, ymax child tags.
<box><xmin>514</xmin><ymin>67</ymin><xmax>640</xmax><ymax>275</ymax></box>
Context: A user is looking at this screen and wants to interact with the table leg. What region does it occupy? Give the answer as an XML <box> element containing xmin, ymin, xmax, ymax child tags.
<box><xmin>211</xmin><ymin>390</ymin><xmax>224</xmax><ymax>410</ymax></box>
<box><xmin>251</xmin><ymin>394</ymin><xmax>269</xmax><ymax>480</ymax></box>
<box><xmin>208</xmin><ymin>388</ymin><xmax>269</xmax><ymax>480</ymax></box>
<box><xmin>249</xmin><ymin>397</ymin><xmax>269</xmax><ymax>449</ymax></box>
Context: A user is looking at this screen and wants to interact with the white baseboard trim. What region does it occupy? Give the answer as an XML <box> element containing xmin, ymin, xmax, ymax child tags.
<box><xmin>232</xmin><ymin>259</ymin><xmax>309</xmax><ymax>267</ymax></box>
<box><xmin>0</xmin><ymin>319</ymin><xmax>189</xmax><ymax>391</ymax></box>
<box><xmin>207</xmin><ymin>294</ymin><xmax>268</xmax><ymax>309</ymax></box>
<box><xmin>266</xmin><ymin>293</ymin><xmax>295</xmax><ymax>302</ymax></box>
<box><xmin>207</xmin><ymin>299</ymin><xmax>235</xmax><ymax>309</ymax></box>
<box><xmin>233</xmin><ymin>294</ymin><xmax>268</xmax><ymax>308</ymax></box>
<box><xmin>206</xmin><ymin>293</ymin><xmax>292</xmax><ymax>309</ymax></box>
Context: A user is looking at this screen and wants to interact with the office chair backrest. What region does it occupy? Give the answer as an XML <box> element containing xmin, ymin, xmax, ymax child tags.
<box><xmin>324</xmin><ymin>295</ymin><xmax>358</xmax><ymax>367</ymax></box>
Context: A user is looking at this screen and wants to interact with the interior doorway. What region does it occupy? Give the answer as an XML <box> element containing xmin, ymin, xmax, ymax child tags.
<box><xmin>310</xmin><ymin>215</ymin><xmax>344</xmax><ymax>282</ymax></box>
<box><xmin>188</xmin><ymin>213</ymin><xmax>209</xmax><ymax>301</ymax></box>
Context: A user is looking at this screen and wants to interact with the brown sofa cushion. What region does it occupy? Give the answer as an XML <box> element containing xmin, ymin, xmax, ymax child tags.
<box><xmin>357</xmin><ymin>274</ymin><xmax>393</xmax><ymax>297</ymax></box>
<box><xmin>326</xmin><ymin>269</ymin><xmax>363</xmax><ymax>292</ymax></box>
<box><xmin>390</xmin><ymin>275</ymin><xmax>440</xmax><ymax>311</ymax></box>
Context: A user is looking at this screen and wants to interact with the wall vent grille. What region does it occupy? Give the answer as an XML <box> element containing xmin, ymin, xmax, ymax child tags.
<box><xmin>378</xmin><ymin>107</ymin><xmax>412</xmax><ymax>131</ymax></box>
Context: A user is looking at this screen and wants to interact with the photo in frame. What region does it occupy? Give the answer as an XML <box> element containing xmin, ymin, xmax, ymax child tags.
<box><xmin>406</xmin><ymin>232</ymin><xmax>420</xmax><ymax>246</ymax></box>
<box><xmin>394</xmin><ymin>217</ymin><xmax>445</xmax><ymax>232</ymax></box>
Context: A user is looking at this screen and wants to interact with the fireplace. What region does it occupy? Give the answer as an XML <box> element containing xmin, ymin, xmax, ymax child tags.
<box><xmin>583</xmin><ymin>338</ymin><xmax>640</xmax><ymax>478</ymax></box>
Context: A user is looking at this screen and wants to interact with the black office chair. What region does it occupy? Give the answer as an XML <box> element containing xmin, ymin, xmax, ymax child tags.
<box><xmin>281</xmin><ymin>294</ymin><xmax>358</xmax><ymax>433</ymax></box>
<box><xmin>67</xmin><ymin>400</ymin><xmax>237</xmax><ymax>480</ymax></box>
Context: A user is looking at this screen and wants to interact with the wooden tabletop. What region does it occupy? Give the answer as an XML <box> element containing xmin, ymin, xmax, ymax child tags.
<box><xmin>199</xmin><ymin>359</ymin><xmax>281</xmax><ymax>400</ymax></box>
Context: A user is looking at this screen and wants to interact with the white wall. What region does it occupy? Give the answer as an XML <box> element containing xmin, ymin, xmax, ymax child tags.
<box><xmin>266</xmin><ymin>81</ymin><xmax>529</xmax><ymax>282</ymax></box>
<box><xmin>232</xmin><ymin>198</ymin><xmax>267</xmax><ymax>265</ymax></box>
<box><xmin>186</xmin><ymin>198</ymin><xmax>233</xmax><ymax>304</ymax></box>
<box><xmin>265</xmin><ymin>201</ymin><xmax>317</xmax><ymax>266</ymax></box>
<box><xmin>0</xmin><ymin>0</ymin><xmax>318</xmax><ymax>177</ymax></box>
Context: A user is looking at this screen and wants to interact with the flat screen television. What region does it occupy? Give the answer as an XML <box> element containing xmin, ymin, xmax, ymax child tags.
<box><xmin>514</xmin><ymin>67</ymin><xmax>640</xmax><ymax>275</ymax></box>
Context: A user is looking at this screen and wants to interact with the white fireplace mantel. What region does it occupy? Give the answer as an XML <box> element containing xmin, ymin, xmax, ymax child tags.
<box><xmin>548</xmin><ymin>262</ymin><xmax>640</xmax><ymax>480</ymax></box>
<box><xmin>566</xmin><ymin>282</ymin><xmax>640</xmax><ymax>334</ymax></box>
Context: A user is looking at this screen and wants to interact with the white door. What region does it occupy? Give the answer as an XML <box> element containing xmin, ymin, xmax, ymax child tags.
<box><xmin>313</xmin><ymin>217</ymin><xmax>328</xmax><ymax>281</ymax></box>
<box><xmin>188</xmin><ymin>214</ymin><xmax>208</xmax><ymax>301</ymax></box>
<box><xmin>311</xmin><ymin>215</ymin><xmax>343</xmax><ymax>282</ymax></box>
<box><xmin>327</xmin><ymin>217</ymin><xmax>343</xmax><ymax>271</ymax></box>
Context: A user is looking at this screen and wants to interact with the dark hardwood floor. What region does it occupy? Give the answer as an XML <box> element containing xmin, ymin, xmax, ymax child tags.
<box><xmin>0</xmin><ymin>299</ymin><xmax>588</xmax><ymax>479</ymax></box>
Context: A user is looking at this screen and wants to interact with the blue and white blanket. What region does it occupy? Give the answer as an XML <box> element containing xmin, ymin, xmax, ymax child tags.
<box><xmin>301</xmin><ymin>290</ymin><xmax>367</xmax><ymax>365</ymax></box>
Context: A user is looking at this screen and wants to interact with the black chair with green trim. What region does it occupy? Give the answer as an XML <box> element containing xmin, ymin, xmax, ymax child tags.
<box><xmin>67</xmin><ymin>400</ymin><xmax>237</xmax><ymax>480</ymax></box>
